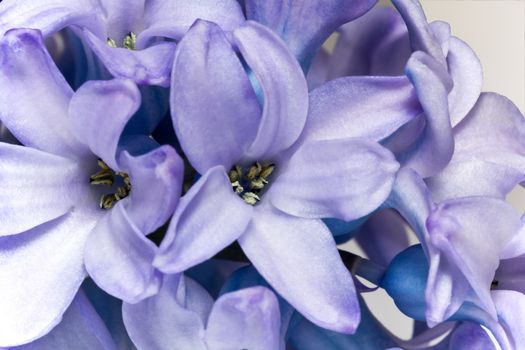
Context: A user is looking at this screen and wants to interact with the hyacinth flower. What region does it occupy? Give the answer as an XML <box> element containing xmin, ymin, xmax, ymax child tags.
<box><xmin>0</xmin><ymin>0</ymin><xmax>245</xmax><ymax>86</ymax></box>
<box><xmin>123</xmin><ymin>274</ymin><xmax>283</xmax><ymax>350</ymax></box>
<box><xmin>152</xmin><ymin>19</ymin><xmax>400</xmax><ymax>333</ymax></box>
<box><xmin>382</xmin><ymin>244</ymin><xmax>525</xmax><ymax>350</ymax></box>
<box><xmin>0</xmin><ymin>29</ymin><xmax>184</xmax><ymax>346</ymax></box>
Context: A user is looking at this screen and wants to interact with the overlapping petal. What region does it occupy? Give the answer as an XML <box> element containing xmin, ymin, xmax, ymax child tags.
<box><xmin>0</xmin><ymin>29</ymin><xmax>88</xmax><ymax>159</ymax></box>
<box><xmin>238</xmin><ymin>203</ymin><xmax>360</xmax><ymax>334</ymax></box>
<box><xmin>269</xmin><ymin>138</ymin><xmax>399</xmax><ymax>221</ymax></box>
<box><xmin>98</xmin><ymin>0</ymin><xmax>145</xmax><ymax>41</ymax></box>
<box><xmin>245</xmin><ymin>0</ymin><xmax>377</xmax><ymax>66</ymax></box>
<box><xmin>0</xmin><ymin>210</ymin><xmax>98</xmax><ymax>346</ymax></box>
<box><xmin>233</xmin><ymin>21</ymin><xmax>309</xmax><ymax>160</ymax></box>
<box><xmin>171</xmin><ymin>20</ymin><xmax>261</xmax><ymax>173</ymax></box>
<box><xmin>155</xmin><ymin>166</ymin><xmax>253</xmax><ymax>274</ymax></box>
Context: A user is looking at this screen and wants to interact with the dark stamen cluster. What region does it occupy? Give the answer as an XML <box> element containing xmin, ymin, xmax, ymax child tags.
<box><xmin>228</xmin><ymin>162</ymin><xmax>274</xmax><ymax>205</ymax></box>
<box><xmin>90</xmin><ymin>159</ymin><xmax>131</xmax><ymax>209</ymax></box>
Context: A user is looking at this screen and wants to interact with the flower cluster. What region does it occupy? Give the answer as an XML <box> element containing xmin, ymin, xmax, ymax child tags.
<box><xmin>0</xmin><ymin>0</ymin><xmax>523</xmax><ymax>349</ymax></box>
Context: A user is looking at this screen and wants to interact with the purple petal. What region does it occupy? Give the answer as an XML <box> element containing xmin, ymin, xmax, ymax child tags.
<box><xmin>303</xmin><ymin>76</ymin><xmax>420</xmax><ymax>143</ymax></box>
<box><xmin>138</xmin><ymin>0</ymin><xmax>245</xmax><ymax>46</ymax></box>
<box><xmin>427</xmin><ymin>93</ymin><xmax>525</xmax><ymax>201</ymax></box>
<box><xmin>429</xmin><ymin>21</ymin><xmax>451</xmax><ymax>57</ymax></box>
<box><xmin>122</xmin><ymin>274</ymin><xmax>211</xmax><ymax>350</ymax></box>
<box><xmin>491</xmin><ymin>290</ymin><xmax>525</xmax><ymax>349</ymax></box>
<box><xmin>238</xmin><ymin>204</ymin><xmax>360</xmax><ymax>333</ymax></box>
<box><xmin>245</xmin><ymin>0</ymin><xmax>376</xmax><ymax>65</ymax></box>
<box><xmin>0</xmin><ymin>29</ymin><xmax>89</xmax><ymax>158</ymax></box>
<box><xmin>400</xmin><ymin>51</ymin><xmax>453</xmax><ymax>178</ymax></box>
<box><xmin>118</xmin><ymin>145</ymin><xmax>183</xmax><ymax>234</ymax></box>
<box><xmin>155</xmin><ymin>166</ymin><xmax>253</xmax><ymax>274</ymax></box>
<box><xmin>330</xmin><ymin>6</ymin><xmax>410</xmax><ymax>77</ymax></box>
<box><xmin>0</xmin><ymin>210</ymin><xmax>98</xmax><ymax>346</ymax></box>
<box><xmin>171</xmin><ymin>20</ymin><xmax>261</xmax><ymax>173</ymax></box>
<box><xmin>425</xmin><ymin>198</ymin><xmax>521</xmax><ymax>324</ymax></box>
<box><xmin>391</xmin><ymin>0</ymin><xmax>445</xmax><ymax>66</ymax></box>
<box><xmin>84</xmin><ymin>203</ymin><xmax>162</xmax><ymax>303</ymax></box>
<box><xmin>0</xmin><ymin>143</ymin><xmax>94</xmax><ymax>236</ymax></box>
<box><xmin>84</xmin><ymin>31</ymin><xmax>176</xmax><ymax>87</ymax></box>
<box><xmin>269</xmin><ymin>138</ymin><xmax>399</xmax><ymax>221</ymax></box>
<box><xmin>206</xmin><ymin>287</ymin><xmax>281</xmax><ymax>350</ymax></box>
<box><xmin>98</xmin><ymin>0</ymin><xmax>145</xmax><ymax>41</ymax></box>
<box><xmin>355</xmin><ymin>209</ymin><xmax>410</xmax><ymax>268</ymax></box>
<box><xmin>0</xmin><ymin>0</ymin><xmax>104</xmax><ymax>38</ymax></box>
<box><xmin>13</xmin><ymin>290</ymin><xmax>117</xmax><ymax>350</ymax></box>
<box><xmin>449</xmin><ymin>322</ymin><xmax>496</xmax><ymax>350</ymax></box>
<box><xmin>233</xmin><ymin>21</ymin><xmax>309</xmax><ymax>160</ymax></box>
<box><xmin>447</xmin><ymin>37</ymin><xmax>483</xmax><ymax>126</ymax></box>
<box><xmin>69</xmin><ymin>79</ymin><xmax>141</xmax><ymax>170</ymax></box>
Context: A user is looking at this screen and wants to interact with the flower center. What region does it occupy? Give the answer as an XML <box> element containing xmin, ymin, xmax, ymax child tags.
<box><xmin>107</xmin><ymin>32</ymin><xmax>137</xmax><ymax>50</ymax></box>
<box><xmin>90</xmin><ymin>159</ymin><xmax>131</xmax><ymax>209</ymax></box>
<box><xmin>228</xmin><ymin>162</ymin><xmax>275</xmax><ymax>205</ymax></box>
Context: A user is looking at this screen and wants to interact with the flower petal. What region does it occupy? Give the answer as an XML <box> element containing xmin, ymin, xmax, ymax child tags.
<box><xmin>303</xmin><ymin>76</ymin><xmax>420</xmax><ymax>143</ymax></box>
<box><xmin>238</xmin><ymin>204</ymin><xmax>360</xmax><ymax>334</ymax></box>
<box><xmin>0</xmin><ymin>210</ymin><xmax>98</xmax><ymax>346</ymax></box>
<box><xmin>427</xmin><ymin>93</ymin><xmax>525</xmax><ymax>201</ymax></box>
<box><xmin>206</xmin><ymin>287</ymin><xmax>281</xmax><ymax>350</ymax></box>
<box><xmin>0</xmin><ymin>0</ymin><xmax>104</xmax><ymax>38</ymax></box>
<box><xmin>233</xmin><ymin>21</ymin><xmax>309</xmax><ymax>160</ymax></box>
<box><xmin>98</xmin><ymin>0</ymin><xmax>145</xmax><ymax>41</ymax></box>
<box><xmin>245</xmin><ymin>0</ymin><xmax>376</xmax><ymax>67</ymax></box>
<box><xmin>84</xmin><ymin>31</ymin><xmax>176</xmax><ymax>87</ymax></box>
<box><xmin>0</xmin><ymin>29</ymin><xmax>88</xmax><ymax>158</ymax></box>
<box><xmin>171</xmin><ymin>20</ymin><xmax>261</xmax><ymax>173</ymax></box>
<box><xmin>118</xmin><ymin>145</ymin><xmax>183</xmax><ymax>234</ymax></box>
<box><xmin>491</xmin><ymin>290</ymin><xmax>525</xmax><ymax>350</ymax></box>
<box><xmin>448</xmin><ymin>322</ymin><xmax>497</xmax><ymax>350</ymax></box>
<box><xmin>69</xmin><ymin>79</ymin><xmax>141</xmax><ymax>170</ymax></box>
<box><xmin>155</xmin><ymin>166</ymin><xmax>253</xmax><ymax>274</ymax></box>
<box><xmin>399</xmin><ymin>51</ymin><xmax>453</xmax><ymax>178</ymax></box>
<box><xmin>138</xmin><ymin>0</ymin><xmax>245</xmax><ymax>47</ymax></box>
<box><xmin>84</xmin><ymin>203</ymin><xmax>162</xmax><ymax>303</ymax></box>
<box><xmin>269</xmin><ymin>138</ymin><xmax>399</xmax><ymax>221</ymax></box>
<box><xmin>425</xmin><ymin>198</ymin><xmax>521</xmax><ymax>324</ymax></box>
<box><xmin>0</xmin><ymin>143</ymin><xmax>94</xmax><ymax>236</ymax></box>
<box><xmin>122</xmin><ymin>274</ymin><xmax>211</xmax><ymax>350</ymax></box>
<box><xmin>447</xmin><ymin>37</ymin><xmax>483</xmax><ymax>126</ymax></box>
<box><xmin>13</xmin><ymin>290</ymin><xmax>117</xmax><ymax>350</ymax></box>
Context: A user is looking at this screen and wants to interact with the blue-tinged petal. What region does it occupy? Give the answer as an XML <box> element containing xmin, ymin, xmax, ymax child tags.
<box><xmin>13</xmin><ymin>290</ymin><xmax>117</xmax><ymax>350</ymax></box>
<box><xmin>245</xmin><ymin>0</ymin><xmax>377</xmax><ymax>67</ymax></box>
<box><xmin>425</xmin><ymin>198</ymin><xmax>521</xmax><ymax>325</ymax></box>
<box><xmin>155</xmin><ymin>166</ymin><xmax>253</xmax><ymax>274</ymax></box>
<box><xmin>391</xmin><ymin>0</ymin><xmax>446</xmax><ymax>66</ymax></box>
<box><xmin>446</xmin><ymin>37</ymin><xmax>483</xmax><ymax>126</ymax></box>
<box><xmin>119</xmin><ymin>145</ymin><xmax>183</xmax><ymax>234</ymax></box>
<box><xmin>233</xmin><ymin>21</ymin><xmax>309</xmax><ymax>160</ymax></box>
<box><xmin>289</xmin><ymin>296</ymin><xmax>397</xmax><ymax>350</ymax></box>
<box><xmin>124</xmin><ymin>85</ymin><xmax>169</xmax><ymax>135</ymax></box>
<box><xmin>355</xmin><ymin>209</ymin><xmax>410</xmax><ymax>268</ymax></box>
<box><xmin>206</xmin><ymin>287</ymin><xmax>281</xmax><ymax>350</ymax></box>
<box><xmin>0</xmin><ymin>0</ymin><xmax>104</xmax><ymax>38</ymax></box>
<box><xmin>399</xmin><ymin>51</ymin><xmax>453</xmax><ymax>178</ymax></box>
<box><xmin>0</xmin><ymin>29</ymin><xmax>89</xmax><ymax>159</ymax></box>
<box><xmin>69</xmin><ymin>79</ymin><xmax>141</xmax><ymax>170</ymax></box>
<box><xmin>449</xmin><ymin>322</ymin><xmax>497</xmax><ymax>350</ymax></box>
<box><xmin>122</xmin><ymin>274</ymin><xmax>211</xmax><ymax>350</ymax></box>
<box><xmin>84</xmin><ymin>204</ymin><xmax>162</xmax><ymax>304</ymax></box>
<box><xmin>238</xmin><ymin>203</ymin><xmax>360</xmax><ymax>334</ymax></box>
<box><xmin>427</xmin><ymin>93</ymin><xmax>525</xmax><ymax>201</ymax></box>
<box><xmin>269</xmin><ymin>138</ymin><xmax>398</xmax><ymax>221</ymax></box>
<box><xmin>490</xmin><ymin>290</ymin><xmax>525</xmax><ymax>349</ymax></box>
<box><xmin>138</xmin><ymin>0</ymin><xmax>245</xmax><ymax>47</ymax></box>
<box><xmin>171</xmin><ymin>20</ymin><xmax>261</xmax><ymax>174</ymax></box>
<box><xmin>0</xmin><ymin>210</ymin><xmax>99</xmax><ymax>346</ymax></box>
<box><xmin>0</xmin><ymin>143</ymin><xmax>95</xmax><ymax>236</ymax></box>
<box><xmin>98</xmin><ymin>0</ymin><xmax>145</xmax><ymax>42</ymax></box>
<box><xmin>84</xmin><ymin>31</ymin><xmax>176</xmax><ymax>87</ymax></box>
<box><xmin>302</xmin><ymin>76</ymin><xmax>420</xmax><ymax>143</ymax></box>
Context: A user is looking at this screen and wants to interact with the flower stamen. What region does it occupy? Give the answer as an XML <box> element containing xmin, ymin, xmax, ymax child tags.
<box><xmin>229</xmin><ymin>162</ymin><xmax>274</xmax><ymax>205</ymax></box>
<box><xmin>90</xmin><ymin>159</ymin><xmax>131</xmax><ymax>209</ymax></box>
<box><xmin>107</xmin><ymin>32</ymin><xmax>137</xmax><ymax>50</ymax></box>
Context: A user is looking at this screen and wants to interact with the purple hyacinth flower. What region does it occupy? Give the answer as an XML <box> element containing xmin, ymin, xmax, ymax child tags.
<box><xmin>123</xmin><ymin>274</ymin><xmax>283</xmax><ymax>350</ymax></box>
<box><xmin>0</xmin><ymin>0</ymin><xmax>245</xmax><ymax>86</ymax></box>
<box><xmin>0</xmin><ymin>29</ymin><xmax>183</xmax><ymax>346</ymax></box>
<box><xmin>153</xmin><ymin>19</ymin><xmax>399</xmax><ymax>334</ymax></box>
